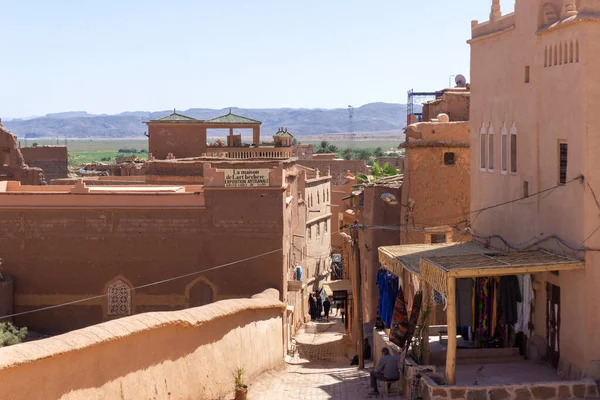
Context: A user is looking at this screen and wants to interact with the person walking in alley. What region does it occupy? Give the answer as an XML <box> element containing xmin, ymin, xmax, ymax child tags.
<box><xmin>316</xmin><ymin>294</ymin><xmax>323</xmax><ymax>320</ymax></box>
<box><xmin>323</xmin><ymin>297</ymin><xmax>331</xmax><ymax>321</ymax></box>
<box><xmin>368</xmin><ymin>347</ymin><xmax>399</xmax><ymax>396</ymax></box>
<box><xmin>309</xmin><ymin>294</ymin><xmax>317</xmax><ymax>321</ymax></box>
<box><xmin>340</xmin><ymin>304</ymin><xmax>345</xmax><ymax>323</ymax></box>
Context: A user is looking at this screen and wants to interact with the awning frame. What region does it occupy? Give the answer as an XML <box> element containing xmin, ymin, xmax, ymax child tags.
<box><xmin>377</xmin><ymin>242</ymin><xmax>585</xmax><ymax>386</ymax></box>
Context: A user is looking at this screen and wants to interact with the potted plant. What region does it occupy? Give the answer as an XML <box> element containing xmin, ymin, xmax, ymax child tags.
<box><xmin>234</xmin><ymin>367</ymin><xmax>248</xmax><ymax>400</ymax></box>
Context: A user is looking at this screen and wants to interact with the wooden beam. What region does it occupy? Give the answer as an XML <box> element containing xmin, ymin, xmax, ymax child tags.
<box><xmin>445</xmin><ymin>276</ymin><xmax>457</xmax><ymax>385</ymax></box>
<box><xmin>449</xmin><ymin>262</ymin><xmax>584</xmax><ymax>278</ymax></box>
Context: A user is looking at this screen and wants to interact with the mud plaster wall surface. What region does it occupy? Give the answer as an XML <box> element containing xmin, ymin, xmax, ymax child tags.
<box><xmin>0</xmin><ymin>290</ymin><xmax>285</xmax><ymax>400</ymax></box>
<box><xmin>359</xmin><ymin>185</ymin><xmax>401</xmax><ymax>322</ymax></box>
<box><xmin>148</xmin><ymin>123</ymin><xmax>208</xmax><ymax>160</ymax></box>
<box><xmin>0</xmin><ymin>188</ymin><xmax>285</xmax><ymax>333</ymax></box>
<box><xmin>423</xmin><ymin>92</ymin><xmax>470</xmax><ymax>122</ymax></box>
<box><xmin>402</xmin><ymin>123</ymin><xmax>470</xmax><ymax>243</ymax></box>
<box><xmin>0</xmin><ymin>127</ymin><xmax>45</xmax><ymax>185</ymax></box>
<box><xmin>21</xmin><ymin>147</ymin><xmax>68</xmax><ymax>182</ymax></box>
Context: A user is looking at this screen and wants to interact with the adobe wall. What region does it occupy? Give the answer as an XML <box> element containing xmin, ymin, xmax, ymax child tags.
<box><xmin>0</xmin><ymin>126</ymin><xmax>45</xmax><ymax>185</ymax></box>
<box><xmin>148</xmin><ymin>123</ymin><xmax>208</xmax><ymax>160</ymax></box>
<box><xmin>296</xmin><ymin>159</ymin><xmax>368</xmax><ymax>185</ymax></box>
<box><xmin>422</xmin><ymin>91</ymin><xmax>470</xmax><ymax>122</ymax></box>
<box><xmin>401</xmin><ymin>122</ymin><xmax>470</xmax><ymax>244</ymax></box>
<box><xmin>358</xmin><ymin>185</ymin><xmax>402</xmax><ymax>322</ymax></box>
<box><xmin>0</xmin><ymin>289</ymin><xmax>285</xmax><ymax>400</ymax></box>
<box><xmin>330</xmin><ymin>175</ymin><xmax>355</xmax><ymax>252</ymax></box>
<box><xmin>0</xmin><ymin>187</ymin><xmax>285</xmax><ymax>333</ymax></box>
<box><xmin>469</xmin><ymin>1</ymin><xmax>600</xmax><ymax>379</ymax></box>
<box><xmin>376</xmin><ymin>156</ymin><xmax>404</xmax><ymax>172</ymax></box>
<box><xmin>21</xmin><ymin>146</ymin><xmax>68</xmax><ymax>182</ymax></box>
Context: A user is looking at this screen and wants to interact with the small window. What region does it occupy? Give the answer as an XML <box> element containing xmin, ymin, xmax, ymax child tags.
<box><xmin>431</xmin><ymin>234</ymin><xmax>447</xmax><ymax>244</ymax></box>
<box><xmin>317</xmin><ymin>192</ymin><xmax>320</xmax><ymax>204</ymax></box>
<box><xmin>510</xmin><ymin>123</ymin><xmax>518</xmax><ymax>173</ymax></box>
<box><xmin>480</xmin><ymin>123</ymin><xmax>487</xmax><ymax>170</ymax></box>
<box><xmin>316</xmin><ymin>223</ymin><xmax>321</xmax><ymax>237</ymax></box>
<box><xmin>324</xmin><ymin>220</ymin><xmax>328</xmax><ymax>233</ymax></box>
<box><xmin>307</xmin><ymin>226</ymin><xmax>312</xmax><ymax>241</ymax></box>
<box><xmin>525</xmin><ymin>66</ymin><xmax>530</xmax><ymax>83</ymax></box>
<box><xmin>444</xmin><ymin>152</ymin><xmax>456</xmax><ymax>166</ymax></box>
<box><xmin>107</xmin><ymin>280</ymin><xmax>132</xmax><ymax>316</ymax></box>
<box><xmin>524</xmin><ymin>181</ymin><xmax>529</xmax><ymax>198</ymax></box>
<box><xmin>488</xmin><ymin>124</ymin><xmax>495</xmax><ymax>171</ymax></box>
<box><xmin>559</xmin><ymin>142</ymin><xmax>568</xmax><ymax>184</ymax></box>
<box><xmin>501</xmin><ymin>123</ymin><xmax>508</xmax><ymax>173</ymax></box>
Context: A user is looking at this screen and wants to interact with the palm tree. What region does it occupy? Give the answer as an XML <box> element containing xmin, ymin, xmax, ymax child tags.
<box><xmin>342</xmin><ymin>148</ymin><xmax>353</xmax><ymax>160</ymax></box>
<box><xmin>316</xmin><ymin>140</ymin><xmax>331</xmax><ymax>154</ymax></box>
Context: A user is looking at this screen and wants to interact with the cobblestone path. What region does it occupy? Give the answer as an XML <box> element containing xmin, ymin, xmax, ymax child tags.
<box><xmin>238</xmin><ymin>316</ymin><xmax>404</xmax><ymax>400</ymax></box>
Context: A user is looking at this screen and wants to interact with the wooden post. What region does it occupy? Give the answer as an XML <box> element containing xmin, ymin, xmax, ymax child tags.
<box><xmin>445</xmin><ymin>276</ymin><xmax>457</xmax><ymax>385</ymax></box>
<box><xmin>352</xmin><ymin>226</ymin><xmax>365</xmax><ymax>369</ymax></box>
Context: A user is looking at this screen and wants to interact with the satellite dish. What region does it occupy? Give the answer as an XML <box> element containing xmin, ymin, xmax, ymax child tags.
<box><xmin>455</xmin><ymin>74</ymin><xmax>467</xmax><ymax>88</ymax></box>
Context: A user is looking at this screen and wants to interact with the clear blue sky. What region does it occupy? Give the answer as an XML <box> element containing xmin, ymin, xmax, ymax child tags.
<box><xmin>1</xmin><ymin>0</ymin><xmax>513</xmax><ymax>118</ymax></box>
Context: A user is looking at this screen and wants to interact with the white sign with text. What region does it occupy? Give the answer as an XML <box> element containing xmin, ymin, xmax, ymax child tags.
<box><xmin>224</xmin><ymin>169</ymin><xmax>270</xmax><ymax>187</ymax></box>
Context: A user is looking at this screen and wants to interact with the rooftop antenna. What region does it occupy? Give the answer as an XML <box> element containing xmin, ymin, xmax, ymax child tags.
<box><xmin>455</xmin><ymin>74</ymin><xmax>467</xmax><ymax>88</ymax></box>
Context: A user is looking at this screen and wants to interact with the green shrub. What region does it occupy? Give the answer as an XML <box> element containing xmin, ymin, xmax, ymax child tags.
<box><xmin>0</xmin><ymin>322</ymin><xmax>27</xmax><ymax>347</ymax></box>
<box><xmin>117</xmin><ymin>148</ymin><xmax>138</xmax><ymax>154</ymax></box>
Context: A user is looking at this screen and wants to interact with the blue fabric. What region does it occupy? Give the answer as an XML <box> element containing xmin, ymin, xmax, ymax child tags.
<box><xmin>377</xmin><ymin>268</ymin><xmax>399</xmax><ymax>328</ymax></box>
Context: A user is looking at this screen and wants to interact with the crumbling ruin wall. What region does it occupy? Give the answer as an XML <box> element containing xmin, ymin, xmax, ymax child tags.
<box><xmin>0</xmin><ymin>125</ymin><xmax>45</xmax><ymax>185</ymax></box>
<box><xmin>20</xmin><ymin>146</ymin><xmax>68</xmax><ymax>182</ymax></box>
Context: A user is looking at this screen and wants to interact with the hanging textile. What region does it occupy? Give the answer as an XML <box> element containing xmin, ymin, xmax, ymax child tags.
<box><xmin>403</xmin><ymin>291</ymin><xmax>423</xmax><ymax>352</ymax></box>
<box><xmin>376</xmin><ymin>268</ymin><xmax>399</xmax><ymax>328</ymax></box>
<box><xmin>390</xmin><ymin>286</ymin><xmax>409</xmax><ymax>348</ymax></box>
<box><xmin>515</xmin><ymin>274</ymin><xmax>533</xmax><ymax>336</ymax></box>
<box><xmin>475</xmin><ymin>277</ymin><xmax>499</xmax><ymax>347</ymax></box>
<box><xmin>499</xmin><ymin>275</ymin><xmax>522</xmax><ymax>326</ymax></box>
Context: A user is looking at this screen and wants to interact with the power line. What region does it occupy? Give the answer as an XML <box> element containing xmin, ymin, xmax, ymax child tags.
<box><xmin>404</xmin><ymin>176</ymin><xmax>583</xmax><ymax>227</ymax></box>
<box><xmin>0</xmin><ymin>248</ymin><xmax>283</xmax><ymax>320</ymax></box>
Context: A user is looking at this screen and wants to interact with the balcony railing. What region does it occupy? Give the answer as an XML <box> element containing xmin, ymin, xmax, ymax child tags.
<box><xmin>204</xmin><ymin>147</ymin><xmax>292</xmax><ymax>159</ymax></box>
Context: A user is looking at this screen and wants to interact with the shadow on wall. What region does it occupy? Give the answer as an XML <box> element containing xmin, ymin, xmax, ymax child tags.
<box><xmin>0</xmin><ymin>289</ymin><xmax>285</xmax><ymax>400</ymax></box>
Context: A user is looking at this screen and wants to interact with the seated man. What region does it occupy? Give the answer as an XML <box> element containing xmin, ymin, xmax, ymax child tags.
<box><xmin>369</xmin><ymin>347</ymin><xmax>400</xmax><ymax>396</ymax></box>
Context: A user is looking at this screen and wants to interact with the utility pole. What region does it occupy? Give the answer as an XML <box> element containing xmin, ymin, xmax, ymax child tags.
<box><xmin>351</xmin><ymin>222</ymin><xmax>365</xmax><ymax>369</ymax></box>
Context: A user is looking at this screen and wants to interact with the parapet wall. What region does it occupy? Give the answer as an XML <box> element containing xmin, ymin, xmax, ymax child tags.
<box><xmin>21</xmin><ymin>146</ymin><xmax>69</xmax><ymax>182</ymax></box>
<box><xmin>296</xmin><ymin>159</ymin><xmax>368</xmax><ymax>185</ymax></box>
<box><xmin>0</xmin><ymin>289</ymin><xmax>285</xmax><ymax>400</ymax></box>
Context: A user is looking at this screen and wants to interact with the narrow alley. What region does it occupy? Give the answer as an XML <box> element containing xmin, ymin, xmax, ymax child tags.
<box><xmin>241</xmin><ymin>316</ymin><xmax>403</xmax><ymax>400</ymax></box>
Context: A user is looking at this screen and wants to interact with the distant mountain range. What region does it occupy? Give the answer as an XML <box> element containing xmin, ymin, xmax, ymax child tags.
<box><xmin>3</xmin><ymin>103</ymin><xmax>409</xmax><ymax>139</ymax></box>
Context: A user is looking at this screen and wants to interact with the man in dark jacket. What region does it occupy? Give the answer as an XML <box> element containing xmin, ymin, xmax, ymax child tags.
<box><xmin>323</xmin><ymin>297</ymin><xmax>331</xmax><ymax>321</ymax></box>
<box><xmin>316</xmin><ymin>294</ymin><xmax>323</xmax><ymax>320</ymax></box>
<box><xmin>368</xmin><ymin>347</ymin><xmax>400</xmax><ymax>396</ymax></box>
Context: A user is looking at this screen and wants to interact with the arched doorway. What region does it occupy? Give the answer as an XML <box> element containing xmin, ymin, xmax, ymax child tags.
<box><xmin>188</xmin><ymin>280</ymin><xmax>214</xmax><ymax>307</ymax></box>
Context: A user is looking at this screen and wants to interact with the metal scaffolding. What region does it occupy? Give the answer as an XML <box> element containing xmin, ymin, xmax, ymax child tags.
<box><xmin>407</xmin><ymin>90</ymin><xmax>439</xmax><ymax>124</ymax></box>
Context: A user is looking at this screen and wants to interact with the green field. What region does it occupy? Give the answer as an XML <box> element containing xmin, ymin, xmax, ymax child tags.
<box><xmin>301</xmin><ymin>139</ymin><xmax>400</xmax><ymax>151</ymax></box>
<box><xmin>21</xmin><ymin>138</ymin><xmax>401</xmax><ymax>167</ymax></box>
<box><xmin>23</xmin><ymin>139</ymin><xmax>148</xmax><ymax>167</ymax></box>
